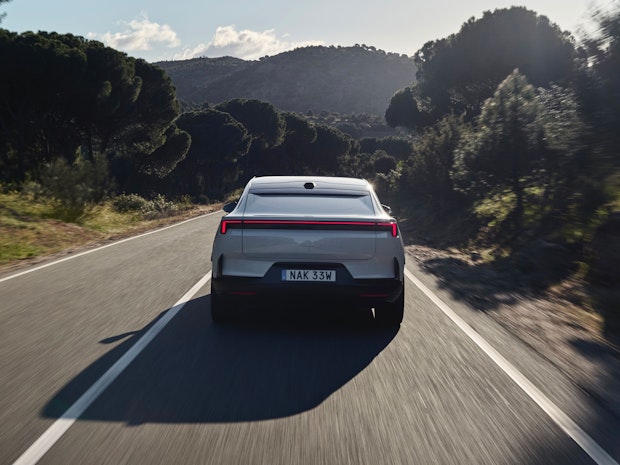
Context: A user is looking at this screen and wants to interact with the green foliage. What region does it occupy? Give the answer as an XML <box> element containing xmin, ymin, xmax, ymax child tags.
<box><xmin>374</xmin><ymin>168</ymin><xmax>403</xmax><ymax>197</ymax></box>
<box><xmin>338</xmin><ymin>152</ymin><xmax>375</xmax><ymax>179</ymax></box>
<box><xmin>282</xmin><ymin>112</ymin><xmax>317</xmax><ymax>145</ymax></box>
<box><xmin>112</xmin><ymin>193</ymin><xmax>151</xmax><ymax>213</ymax></box>
<box><xmin>373</xmin><ymin>151</ymin><xmax>397</xmax><ymax>173</ymax></box>
<box><xmin>307</xmin><ymin>111</ymin><xmax>400</xmax><ymax>139</ymax></box>
<box><xmin>404</xmin><ymin>113</ymin><xmax>466</xmax><ymax>212</ymax></box>
<box><xmin>386</xmin><ymin>7</ymin><xmax>577</xmax><ymax>129</ymax></box>
<box><xmin>215</xmin><ymin>99</ymin><xmax>286</xmax><ymax>150</ymax></box>
<box><xmin>385</xmin><ymin>87</ymin><xmax>424</xmax><ymax>129</ymax></box>
<box><xmin>175</xmin><ymin>108</ymin><xmax>251</xmax><ymax>196</ymax></box>
<box><xmin>256</xmin><ymin>112</ymin><xmax>317</xmax><ymax>175</ymax></box>
<box><xmin>140</xmin><ymin>194</ymin><xmax>179</xmax><ymax>219</ymax></box>
<box><xmin>452</xmin><ymin>71</ymin><xmax>544</xmax><ymax>225</ymax></box>
<box><xmin>111</xmin><ymin>193</ymin><xmax>179</xmax><ymax>219</ymax></box>
<box><xmin>307</xmin><ymin>124</ymin><xmax>354</xmax><ymax>175</ymax></box>
<box><xmin>115</xmin><ymin>59</ymin><xmax>188</xmax><ymax>179</ymax></box>
<box><xmin>39</xmin><ymin>153</ymin><xmax>112</xmax><ymax>221</ymax></box>
<box><xmin>584</xmin><ymin>2</ymin><xmax>620</xmax><ymax>143</ymax></box>
<box><xmin>0</xmin><ymin>30</ymin><xmax>186</xmax><ymax>194</ymax></box>
<box><xmin>359</xmin><ymin>136</ymin><xmax>413</xmax><ymax>160</ymax></box>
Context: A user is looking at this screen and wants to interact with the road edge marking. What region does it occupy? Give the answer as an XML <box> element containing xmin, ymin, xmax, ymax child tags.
<box><xmin>12</xmin><ymin>271</ymin><xmax>212</xmax><ymax>465</ymax></box>
<box><xmin>0</xmin><ymin>211</ymin><xmax>220</xmax><ymax>284</ymax></box>
<box><xmin>405</xmin><ymin>268</ymin><xmax>618</xmax><ymax>465</ymax></box>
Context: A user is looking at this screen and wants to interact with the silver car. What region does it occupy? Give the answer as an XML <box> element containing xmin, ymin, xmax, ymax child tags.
<box><xmin>210</xmin><ymin>176</ymin><xmax>405</xmax><ymax>325</ymax></box>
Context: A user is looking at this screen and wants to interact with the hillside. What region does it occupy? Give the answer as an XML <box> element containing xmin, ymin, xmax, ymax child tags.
<box><xmin>156</xmin><ymin>45</ymin><xmax>417</xmax><ymax>115</ymax></box>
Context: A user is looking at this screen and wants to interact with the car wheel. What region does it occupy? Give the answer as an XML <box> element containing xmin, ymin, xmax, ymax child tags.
<box><xmin>210</xmin><ymin>282</ymin><xmax>233</xmax><ymax>324</ymax></box>
<box><xmin>375</xmin><ymin>284</ymin><xmax>404</xmax><ymax>326</ymax></box>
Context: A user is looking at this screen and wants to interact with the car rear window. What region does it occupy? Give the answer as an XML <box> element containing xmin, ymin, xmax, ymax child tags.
<box><xmin>244</xmin><ymin>194</ymin><xmax>375</xmax><ymax>216</ymax></box>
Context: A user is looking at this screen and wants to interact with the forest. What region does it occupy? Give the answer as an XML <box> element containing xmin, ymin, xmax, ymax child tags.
<box><xmin>0</xmin><ymin>6</ymin><xmax>619</xmax><ymax>331</ymax></box>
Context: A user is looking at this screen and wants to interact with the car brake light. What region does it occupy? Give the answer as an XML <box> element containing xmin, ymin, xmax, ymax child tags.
<box><xmin>376</xmin><ymin>222</ymin><xmax>398</xmax><ymax>237</ymax></box>
<box><xmin>220</xmin><ymin>220</ymin><xmax>242</xmax><ymax>234</ymax></box>
<box><xmin>220</xmin><ymin>219</ymin><xmax>397</xmax><ymax>236</ymax></box>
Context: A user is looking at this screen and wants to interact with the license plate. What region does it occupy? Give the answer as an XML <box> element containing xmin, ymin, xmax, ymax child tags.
<box><xmin>282</xmin><ymin>269</ymin><xmax>336</xmax><ymax>282</ymax></box>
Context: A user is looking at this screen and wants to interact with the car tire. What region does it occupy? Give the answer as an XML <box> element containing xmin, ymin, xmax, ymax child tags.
<box><xmin>210</xmin><ymin>282</ymin><xmax>232</xmax><ymax>324</ymax></box>
<box><xmin>375</xmin><ymin>284</ymin><xmax>404</xmax><ymax>326</ymax></box>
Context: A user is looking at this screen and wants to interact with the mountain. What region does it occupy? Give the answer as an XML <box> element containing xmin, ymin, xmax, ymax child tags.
<box><xmin>155</xmin><ymin>45</ymin><xmax>417</xmax><ymax>116</ymax></box>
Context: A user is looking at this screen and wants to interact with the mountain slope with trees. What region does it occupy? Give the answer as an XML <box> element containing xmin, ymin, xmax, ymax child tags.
<box><xmin>156</xmin><ymin>45</ymin><xmax>416</xmax><ymax>115</ymax></box>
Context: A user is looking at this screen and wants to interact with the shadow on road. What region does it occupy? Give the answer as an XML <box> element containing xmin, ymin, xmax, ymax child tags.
<box><xmin>43</xmin><ymin>295</ymin><xmax>398</xmax><ymax>424</ymax></box>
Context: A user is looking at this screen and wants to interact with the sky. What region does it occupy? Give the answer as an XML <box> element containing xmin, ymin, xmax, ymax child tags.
<box><xmin>1</xmin><ymin>0</ymin><xmax>612</xmax><ymax>63</ymax></box>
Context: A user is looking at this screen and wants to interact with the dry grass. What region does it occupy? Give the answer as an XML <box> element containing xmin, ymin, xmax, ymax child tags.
<box><xmin>0</xmin><ymin>191</ymin><xmax>220</xmax><ymax>271</ymax></box>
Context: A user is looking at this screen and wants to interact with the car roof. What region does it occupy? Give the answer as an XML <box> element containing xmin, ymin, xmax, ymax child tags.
<box><xmin>246</xmin><ymin>176</ymin><xmax>371</xmax><ymax>195</ymax></box>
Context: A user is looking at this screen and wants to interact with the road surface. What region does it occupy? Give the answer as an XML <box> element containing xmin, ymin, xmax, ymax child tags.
<box><xmin>1</xmin><ymin>212</ymin><xmax>619</xmax><ymax>465</ymax></box>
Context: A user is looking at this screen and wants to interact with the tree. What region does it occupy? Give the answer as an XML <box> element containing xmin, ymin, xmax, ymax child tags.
<box><xmin>259</xmin><ymin>112</ymin><xmax>317</xmax><ymax>175</ymax></box>
<box><xmin>0</xmin><ymin>31</ymin><xmax>187</xmax><ymax>193</ymax></box>
<box><xmin>338</xmin><ymin>152</ymin><xmax>375</xmax><ymax>179</ymax></box>
<box><xmin>304</xmin><ymin>124</ymin><xmax>353</xmax><ymax>175</ymax></box>
<box><xmin>452</xmin><ymin>71</ymin><xmax>544</xmax><ymax>226</ymax></box>
<box><xmin>373</xmin><ymin>151</ymin><xmax>397</xmax><ymax>174</ymax></box>
<box><xmin>385</xmin><ymin>87</ymin><xmax>424</xmax><ymax>129</ymax></box>
<box><xmin>404</xmin><ymin>113</ymin><xmax>466</xmax><ymax>211</ymax></box>
<box><xmin>386</xmin><ymin>7</ymin><xmax>577</xmax><ymax>129</ymax></box>
<box><xmin>359</xmin><ymin>136</ymin><xmax>413</xmax><ymax>160</ymax></box>
<box><xmin>579</xmin><ymin>2</ymin><xmax>620</xmax><ymax>166</ymax></box>
<box><xmin>215</xmin><ymin>99</ymin><xmax>286</xmax><ymax>150</ymax></box>
<box><xmin>0</xmin><ymin>31</ymin><xmax>89</xmax><ymax>180</ymax></box>
<box><xmin>215</xmin><ymin>99</ymin><xmax>287</xmax><ymax>179</ymax></box>
<box><xmin>111</xmin><ymin>59</ymin><xmax>187</xmax><ymax>180</ymax></box>
<box><xmin>175</xmin><ymin>109</ymin><xmax>251</xmax><ymax>196</ymax></box>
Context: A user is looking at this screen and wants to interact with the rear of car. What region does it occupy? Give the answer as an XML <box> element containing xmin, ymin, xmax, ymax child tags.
<box><xmin>210</xmin><ymin>176</ymin><xmax>405</xmax><ymax>325</ymax></box>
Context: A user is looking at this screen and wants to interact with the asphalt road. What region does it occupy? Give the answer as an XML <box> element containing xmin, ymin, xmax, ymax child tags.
<box><xmin>1</xmin><ymin>212</ymin><xmax>619</xmax><ymax>465</ymax></box>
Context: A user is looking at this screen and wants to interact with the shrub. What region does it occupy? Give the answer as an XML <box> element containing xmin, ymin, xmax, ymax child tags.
<box><xmin>39</xmin><ymin>154</ymin><xmax>111</xmax><ymax>221</ymax></box>
<box><xmin>112</xmin><ymin>193</ymin><xmax>179</xmax><ymax>219</ymax></box>
<box><xmin>142</xmin><ymin>194</ymin><xmax>179</xmax><ymax>219</ymax></box>
<box><xmin>112</xmin><ymin>194</ymin><xmax>150</xmax><ymax>213</ymax></box>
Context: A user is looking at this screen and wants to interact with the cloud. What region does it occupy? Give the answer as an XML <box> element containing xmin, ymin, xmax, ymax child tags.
<box><xmin>89</xmin><ymin>17</ymin><xmax>180</xmax><ymax>52</ymax></box>
<box><xmin>175</xmin><ymin>25</ymin><xmax>324</xmax><ymax>60</ymax></box>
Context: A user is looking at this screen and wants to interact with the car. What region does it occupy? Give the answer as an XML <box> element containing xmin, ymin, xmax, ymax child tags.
<box><xmin>210</xmin><ymin>176</ymin><xmax>405</xmax><ymax>325</ymax></box>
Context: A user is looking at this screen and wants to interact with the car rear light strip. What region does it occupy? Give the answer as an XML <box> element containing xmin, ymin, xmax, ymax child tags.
<box><xmin>220</xmin><ymin>219</ymin><xmax>398</xmax><ymax>237</ymax></box>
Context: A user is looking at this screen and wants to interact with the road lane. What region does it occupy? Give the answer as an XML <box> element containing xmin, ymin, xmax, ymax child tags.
<box><xmin>0</xmin><ymin>212</ymin><xmax>222</xmax><ymax>464</ymax></box>
<box><xmin>2</xmin><ymin>213</ymin><xmax>620</xmax><ymax>464</ymax></box>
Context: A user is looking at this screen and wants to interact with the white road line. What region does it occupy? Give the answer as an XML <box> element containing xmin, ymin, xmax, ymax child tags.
<box><xmin>405</xmin><ymin>268</ymin><xmax>619</xmax><ymax>465</ymax></box>
<box><xmin>0</xmin><ymin>211</ymin><xmax>220</xmax><ymax>284</ymax></box>
<box><xmin>12</xmin><ymin>271</ymin><xmax>212</xmax><ymax>465</ymax></box>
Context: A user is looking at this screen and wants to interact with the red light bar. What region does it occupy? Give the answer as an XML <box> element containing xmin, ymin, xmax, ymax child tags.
<box><xmin>220</xmin><ymin>219</ymin><xmax>242</xmax><ymax>234</ymax></box>
<box><xmin>220</xmin><ymin>219</ymin><xmax>398</xmax><ymax>236</ymax></box>
<box><xmin>376</xmin><ymin>221</ymin><xmax>398</xmax><ymax>237</ymax></box>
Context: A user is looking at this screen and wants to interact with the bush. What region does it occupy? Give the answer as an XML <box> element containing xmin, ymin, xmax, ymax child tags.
<box><xmin>112</xmin><ymin>193</ymin><xmax>179</xmax><ymax>219</ymax></box>
<box><xmin>112</xmin><ymin>194</ymin><xmax>150</xmax><ymax>213</ymax></box>
<box><xmin>142</xmin><ymin>194</ymin><xmax>179</xmax><ymax>219</ymax></box>
<box><xmin>39</xmin><ymin>154</ymin><xmax>111</xmax><ymax>221</ymax></box>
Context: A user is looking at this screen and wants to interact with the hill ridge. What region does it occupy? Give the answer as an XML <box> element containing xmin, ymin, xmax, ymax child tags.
<box><xmin>155</xmin><ymin>45</ymin><xmax>417</xmax><ymax>115</ymax></box>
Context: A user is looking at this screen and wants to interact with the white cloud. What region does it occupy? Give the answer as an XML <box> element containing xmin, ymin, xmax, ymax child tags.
<box><xmin>89</xmin><ymin>17</ymin><xmax>180</xmax><ymax>52</ymax></box>
<box><xmin>175</xmin><ymin>25</ymin><xmax>324</xmax><ymax>60</ymax></box>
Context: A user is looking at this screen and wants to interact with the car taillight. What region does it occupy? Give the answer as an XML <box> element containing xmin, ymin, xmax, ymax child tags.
<box><xmin>220</xmin><ymin>219</ymin><xmax>242</xmax><ymax>234</ymax></box>
<box><xmin>220</xmin><ymin>219</ymin><xmax>398</xmax><ymax>236</ymax></box>
<box><xmin>376</xmin><ymin>221</ymin><xmax>398</xmax><ymax>237</ymax></box>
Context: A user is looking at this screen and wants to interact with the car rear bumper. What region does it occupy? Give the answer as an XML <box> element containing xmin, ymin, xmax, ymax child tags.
<box><xmin>212</xmin><ymin>263</ymin><xmax>403</xmax><ymax>305</ymax></box>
